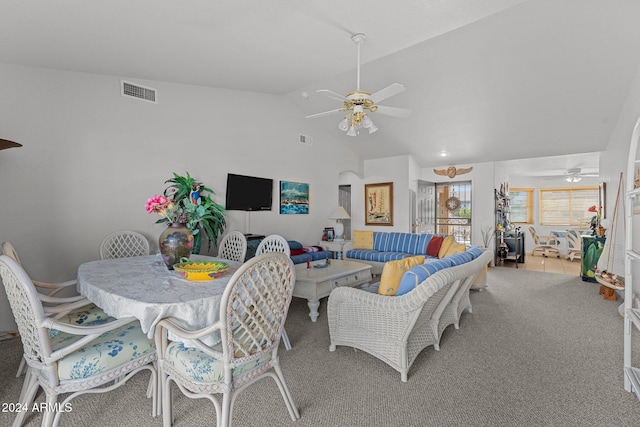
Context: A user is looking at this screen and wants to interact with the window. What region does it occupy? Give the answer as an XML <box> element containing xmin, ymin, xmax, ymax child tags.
<box><xmin>510</xmin><ymin>188</ymin><xmax>534</xmax><ymax>224</ymax></box>
<box><xmin>540</xmin><ymin>187</ymin><xmax>599</xmax><ymax>226</ymax></box>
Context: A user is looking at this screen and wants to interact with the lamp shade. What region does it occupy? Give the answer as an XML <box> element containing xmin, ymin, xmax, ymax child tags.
<box><xmin>329</xmin><ymin>206</ymin><xmax>351</xmax><ymax>220</ymax></box>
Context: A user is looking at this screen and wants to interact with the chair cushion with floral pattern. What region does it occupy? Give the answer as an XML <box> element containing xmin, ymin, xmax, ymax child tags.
<box><xmin>54</xmin><ymin>323</ymin><xmax>155</xmax><ymax>381</ymax></box>
<box><xmin>164</xmin><ymin>341</ymin><xmax>272</xmax><ymax>383</ymax></box>
<box><xmin>49</xmin><ymin>304</ymin><xmax>112</xmax><ymax>338</ymax></box>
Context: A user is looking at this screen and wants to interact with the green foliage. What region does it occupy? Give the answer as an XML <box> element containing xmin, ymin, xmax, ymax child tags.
<box><xmin>458</xmin><ymin>207</ymin><xmax>471</xmax><ymax>218</ymax></box>
<box><xmin>163</xmin><ymin>172</ymin><xmax>226</xmax><ymax>253</ymax></box>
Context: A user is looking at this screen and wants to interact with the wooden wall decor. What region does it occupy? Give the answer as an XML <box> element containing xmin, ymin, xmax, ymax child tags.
<box><xmin>433</xmin><ymin>165</ymin><xmax>472</xmax><ymax>179</ymax></box>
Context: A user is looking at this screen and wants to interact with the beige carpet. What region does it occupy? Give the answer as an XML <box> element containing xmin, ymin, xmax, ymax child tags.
<box><xmin>2</xmin><ymin>267</ymin><xmax>640</xmax><ymax>426</ymax></box>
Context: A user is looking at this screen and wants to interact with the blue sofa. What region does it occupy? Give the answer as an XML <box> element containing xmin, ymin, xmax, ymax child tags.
<box><xmin>245</xmin><ymin>239</ymin><xmax>332</xmax><ymax>264</ymax></box>
<box><xmin>288</xmin><ymin>241</ymin><xmax>332</xmax><ymax>265</ymax></box>
<box><xmin>345</xmin><ymin>232</ymin><xmax>438</xmax><ymax>274</ymax></box>
<box><xmin>345</xmin><ymin>231</ymin><xmax>483</xmax><ymax>276</ymax></box>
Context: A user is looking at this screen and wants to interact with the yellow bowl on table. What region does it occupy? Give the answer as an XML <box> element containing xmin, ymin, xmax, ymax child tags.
<box><xmin>173</xmin><ymin>259</ymin><xmax>229</xmax><ymax>281</ymax></box>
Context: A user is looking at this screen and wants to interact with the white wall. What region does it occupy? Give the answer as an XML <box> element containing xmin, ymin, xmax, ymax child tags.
<box><xmin>600</xmin><ymin>61</ymin><xmax>640</xmax><ymax>297</ymax></box>
<box><xmin>0</xmin><ymin>63</ymin><xmax>362</xmax><ymax>331</ymax></box>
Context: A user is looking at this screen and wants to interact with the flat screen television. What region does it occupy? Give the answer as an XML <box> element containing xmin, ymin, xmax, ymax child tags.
<box><xmin>225</xmin><ymin>173</ymin><xmax>273</xmax><ymax>211</ymax></box>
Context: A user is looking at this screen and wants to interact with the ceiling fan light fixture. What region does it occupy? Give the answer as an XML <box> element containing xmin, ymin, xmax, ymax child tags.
<box><xmin>306</xmin><ymin>33</ymin><xmax>410</xmax><ymax>136</ymax></box>
<box><xmin>565</xmin><ymin>175</ymin><xmax>582</xmax><ymax>183</ymax></box>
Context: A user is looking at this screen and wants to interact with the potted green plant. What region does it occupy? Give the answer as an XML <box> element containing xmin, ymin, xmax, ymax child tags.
<box><xmin>157</xmin><ymin>172</ymin><xmax>226</xmax><ymax>254</ymax></box>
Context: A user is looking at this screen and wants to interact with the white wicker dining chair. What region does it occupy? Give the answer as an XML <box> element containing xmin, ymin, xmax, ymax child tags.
<box><xmin>2</xmin><ymin>242</ymin><xmax>111</xmax><ymax>379</ymax></box>
<box><xmin>100</xmin><ymin>230</ymin><xmax>150</xmax><ymax>259</ymax></box>
<box><xmin>0</xmin><ymin>255</ymin><xmax>158</xmax><ymax>427</ymax></box>
<box><xmin>155</xmin><ymin>252</ymin><xmax>299</xmax><ymax>427</ymax></box>
<box><xmin>255</xmin><ymin>234</ymin><xmax>290</xmax><ymax>256</ymax></box>
<box><xmin>217</xmin><ymin>231</ymin><xmax>247</xmax><ymax>262</ymax></box>
<box><xmin>254</xmin><ymin>234</ymin><xmax>292</xmax><ymax>350</ymax></box>
<box><xmin>566</xmin><ymin>229</ymin><xmax>583</xmax><ymax>261</ymax></box>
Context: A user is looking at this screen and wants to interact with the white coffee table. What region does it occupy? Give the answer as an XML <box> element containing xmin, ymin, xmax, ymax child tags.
<box><xmin>293</xmin><ymin>259</ymin><xmax>372</xmax><ymax>322</ymax></box>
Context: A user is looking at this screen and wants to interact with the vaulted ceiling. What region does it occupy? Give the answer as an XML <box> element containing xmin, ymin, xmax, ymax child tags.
<box><xmin>2</xmin><ymin>0</ymin><xmax>639</xmax><ymax>175</ymax></box>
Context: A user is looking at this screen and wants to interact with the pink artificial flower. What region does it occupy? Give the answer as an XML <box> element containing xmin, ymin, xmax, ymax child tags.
<box><xmin>146</xmin><ymin>195</ymin><xmax>173</xmax><ymax>220</ymax></box>
<box><xmin>588</xmin><ymin>205</ymin><xmax>597</xmax><ymax>213</ymax></box>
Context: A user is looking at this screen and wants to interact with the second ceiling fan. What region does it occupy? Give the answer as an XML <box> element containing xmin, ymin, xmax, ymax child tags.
<box><xmin>306</xmin><ymin>33</ymin><xmax>411</xmax><ymax>136</ymax></box>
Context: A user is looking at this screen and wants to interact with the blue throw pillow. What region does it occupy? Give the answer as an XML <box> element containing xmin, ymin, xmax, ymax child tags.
<box><xmin>287</xmin><ymin>240</ymin><xmax>303</xmax><ymax>250</ymax></box>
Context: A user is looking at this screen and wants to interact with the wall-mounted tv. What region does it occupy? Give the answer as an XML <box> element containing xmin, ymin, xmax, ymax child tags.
<box><xmin>225</xmin><ymin>173</ymin><xmax>273</xmax><ymax>211</ymax></box>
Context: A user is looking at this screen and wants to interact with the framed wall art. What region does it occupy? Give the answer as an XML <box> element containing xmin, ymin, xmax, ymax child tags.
<box><xmin>280</xmin><ymin>181</ymin><xmax>309</xmax><ymax>214</ymax></box>
<box><xmin>365</xmin><ymin>182</ymin><xmax>394</xmax><ymax>226</ymax></box>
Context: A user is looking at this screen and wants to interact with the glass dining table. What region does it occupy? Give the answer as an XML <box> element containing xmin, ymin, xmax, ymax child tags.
<box><xmin>77</xmin><ymin>255</ymin><xmax>241</xmax><ymax>344</ymax></box>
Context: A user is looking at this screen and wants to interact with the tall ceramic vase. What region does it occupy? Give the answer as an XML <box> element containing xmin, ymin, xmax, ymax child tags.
<box><xmin>159</xmin><ymin>223</ymin><xmax>194</xmax><ymax>269</ymax></box>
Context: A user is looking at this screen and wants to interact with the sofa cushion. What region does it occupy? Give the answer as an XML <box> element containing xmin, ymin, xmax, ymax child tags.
<box><xmin>426</xmin><ymin>235</ymin><xmax>444</xmax><ymax>257</ymax></box>
<box><xmin>290</xmin><ymin>253</ymin><xmax>312</xmax><ymax>264</ymax></box>
<box><xmin>396</xmin><ymin>259</ymin><xmax>452</xmax><ymax>296</ymax></box>
<box><xmin>444</xmin><ymin>241</ymin><xmax>466</xmax><ymax>257</ymax></box>
<box><xmin>288</xmin><ymin>240</ymin><xmax>303</xmax><ymax>250</ymax></box>
<box><xmin>466</xmin><ymin>246</ymin><xmax>484</xmax><ymax>258</ymax></box>
<box><xmin>378</xmin><ymin>255</ymin><xmax>425</xmax><ymax>296</ymax></box>
<box><xmin>446</xmin><ymin>251</ymin><xmax>475</xmax><ymax>266</ymax></box>
<box><xmin>345</xmin><ymin>249</ymin><xmax>412</xmax><ymax>263</ymax></box>
<box><xmin>372</xmin><ymin>232</ymin><xmax>431</xmax><ymax>255</ymax></box>
<box><xmin>353</xmin><ymin>230</ymin><xmax>374</xmax><ymax>249</ymax></box>
<box><xmin>438</xmin><ymin>235</ymin><xmax>455</xmax><ymax>258</ymax></box>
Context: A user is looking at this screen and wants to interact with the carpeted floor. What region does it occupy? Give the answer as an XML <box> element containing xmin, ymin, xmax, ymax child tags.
<box><xmin>2</xmin><ymin>267</ymin><xmax>640</xmax><ymax>426</ymax></box>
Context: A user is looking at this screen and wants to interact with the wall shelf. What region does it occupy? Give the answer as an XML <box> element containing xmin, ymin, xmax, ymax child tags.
<box><xmin>624</xmin><ymin>117</ymin><xmax>640</xmax><ymax>397</ymax></box>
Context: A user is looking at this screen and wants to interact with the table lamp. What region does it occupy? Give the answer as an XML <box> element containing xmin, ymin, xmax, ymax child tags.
<box><xmin>329</xmin><ymin>206</ymin><xmax>351</xmax><ymax>241</ymax></box>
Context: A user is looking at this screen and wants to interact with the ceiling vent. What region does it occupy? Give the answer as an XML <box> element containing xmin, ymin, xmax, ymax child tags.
<box><xmin>299</xmin><ymin>134</ymin><xmax>312</xmax><ymax>147</ymax></box>
<box><xmin>121</xmin><ymin>80</ymin><xmax>157</xmax><ymax>104</ymax></box>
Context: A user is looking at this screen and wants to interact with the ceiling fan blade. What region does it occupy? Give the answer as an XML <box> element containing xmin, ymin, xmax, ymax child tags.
<box><xmin>374</xmin><ymin>105</ymin><xmax>412</xmax><ymax>118</ymax></box>
<box><xmin>306</xmin><ymin>108</ymin><xmax>345</xmax><ymax>119</ymax></box>
<box><xmin>0</xmin><ymin>138</ymin><xmax>22</xmax><ymax>150</ymax></box>
<box><xmin>316</xmin><ymin>89</ymin><xmax>348</xmax><ymax>102</ymax></box>
<box><xmin>370</xmin><ymin>83</ymin><xmax>405</xmax><ymax>103</ymax></box>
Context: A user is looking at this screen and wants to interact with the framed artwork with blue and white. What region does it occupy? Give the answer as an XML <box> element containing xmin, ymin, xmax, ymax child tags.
<box><xmin>280</xmin><ymin>181</ymin><xmax>309</xmax><ymax>214</ymax></box>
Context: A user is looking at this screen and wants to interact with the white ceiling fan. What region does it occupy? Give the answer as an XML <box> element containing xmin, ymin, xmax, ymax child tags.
<box><xmin>545</xmin><ymin>168</ymin><xmax>599</xmax><ymax>182</ymax></box>
<box><xmin>306</xmin><ymin>33</ymin><xmax>411</xmax><ymax>136</ymax></box>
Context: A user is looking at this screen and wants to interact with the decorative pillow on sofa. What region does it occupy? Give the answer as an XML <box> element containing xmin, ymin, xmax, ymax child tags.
<box><xmin>438</xmin><ymin>235</ymin><xmax>456</xmax><ymax>259</ymax></box>
<box><xmin>396</xmin><ymin>259</ymin><xmax>451</xmax><ymax>296</ymax></box>
<box><xmin>290</xmin><ymin>248</ymin><xmax>305</xmax><ymax>256</ymax></box>
<box><xmin>288</xmin><ymin>241</ymin><xmax>303</xmax><ymax>250</ymax></box>
<box><xmin>426</xmin><ymin>235</ymin><xmax>444</xmax><ymax>257</ymax></box>
<box><xmin>377</xmin><ymin>255</ymin><xmax>425</xmax><ymax>296</ymax></box>
<box><xmin>353</xmin><ymin>230</ymin><xmax>374</xmax><ymax>250</ymax></box>
<box><xmin>444</xmin><ymin>241</ymin><xmax>466</xmax><ymax>257</ymax></box>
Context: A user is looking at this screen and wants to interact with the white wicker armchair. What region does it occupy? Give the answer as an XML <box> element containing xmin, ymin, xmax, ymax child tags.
<box><xmin>328</xmin><ymin>250</ymin><xmax>492</xmax><ymax>382</ymax></box>
<box><xmin>0</xmin><ymin>255</ymin><xmax>157</xmax><ymax>427</ymax></box>
<box><xmin>155</xmin><ymin>253</ymin><xmax>299</xmax><ymax>427</ymax></box>
<box><xmin>2</xmin><ymin>241</ymin><xmax>111</xmax><ymax>379</ymax></box>
<box><xmin>217</xmin><ymin>231</ymin><xmax>247</xmax><ymax>262</ymax></box>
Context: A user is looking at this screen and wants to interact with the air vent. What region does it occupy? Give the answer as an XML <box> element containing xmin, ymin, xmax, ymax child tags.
<box><xmin>299</xmin><ymin>134</ymin><xmax>312</xmax><ymax>147</ymax></box>
<box><xmin>121</xmin><ymin>80</ymin><xmax>157</xmax><ymax>104</ymax></box>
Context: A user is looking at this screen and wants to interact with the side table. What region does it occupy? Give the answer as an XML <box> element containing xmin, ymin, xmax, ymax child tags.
<box><xmin>318</xmin><ymin>240</ymin><xmax>351</xmax><ymax>260</ymax></box>
<box><xmin>581</xmin><ymin>234</ymin><xmax>605</xmax><ymax>282</ymax></box>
